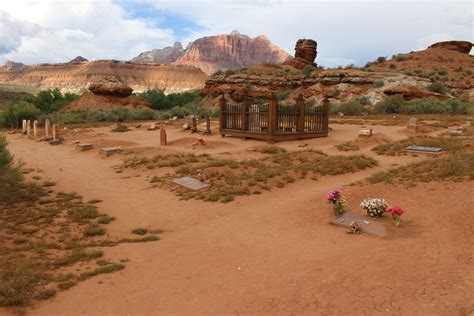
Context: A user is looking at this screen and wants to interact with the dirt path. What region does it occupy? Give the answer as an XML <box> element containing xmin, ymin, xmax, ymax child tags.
<box><xmin>4</xmin><ymin>123</ymin><xmax>472</xmax><ymax>315</ymax></box>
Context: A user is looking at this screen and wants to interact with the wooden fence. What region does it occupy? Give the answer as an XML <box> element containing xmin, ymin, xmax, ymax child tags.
<box><xmin>219</xmin><ymin>94</ymin><xmax>329</xmax><ymax>141</ymax></box>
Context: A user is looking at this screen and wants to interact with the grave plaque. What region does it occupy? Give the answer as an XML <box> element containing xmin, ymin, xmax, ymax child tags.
<box><xmin>329</xmin><ymin>212</ymin><xmax>386</xmax><ymax>237</ymax></box>
<box><xmin>172</xmin><ymin>176</ymin><xmax>210</xmax><ymax>191</ymax></box>
<box><xmin>77</xmin><ymin>143</ymin><xmax>93</xmax><ymax>151</ymax></box>
<box><xmin>100</xmin><ymin>147</ymin><xmax>121</xmax><ymax>156</ymax></box>
<box><xmin>359</xmin><ymin>128</ymin><xmax>372</xmax><ymax>137</ymax></box>
<box><xmin>405</xmin><ymin>146</ymin><xmax>442</xmax><ymax>153</ymax></box>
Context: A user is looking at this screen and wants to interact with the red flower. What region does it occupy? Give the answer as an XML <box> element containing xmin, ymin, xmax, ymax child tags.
<box><xmin>387</xmin><ymin>206</ymin><xmax>404</xmax><ymax>216</ymax></box>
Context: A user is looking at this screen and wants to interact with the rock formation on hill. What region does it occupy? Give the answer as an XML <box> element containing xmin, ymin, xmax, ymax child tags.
<box><xmin>283</xmin><ymin>39</ymin><xmax>317</xmax><ymax>69</ymax></box>
<box><xmin>0</xmin><ymin>60</ymin><xmax>207</xmax><ymax>94</ymax></box>
<box><xmin>1</xmin><ymin>60</ymin><xmax>25</xmax><ymax>70</ymax></box>
<box><xmin>428</xmin><ymin>41</ymin><xmax>472</xmax><ymax>54</ymax></box>
<box><xmin>203</xmin><ymin>40</ymin><xmax>473</xmax><ymax>105</ymax></box>
<box><xmin>131</xmin><ymin>42</ymin><xmax>185</xmax><ymax>64</ymax></box>
<box><xmin>68</xmin><ymin>56</ymin><xmax>88</xmax><ymax>63</ymax></box>
<box><xmin>63</xmin><ymin>77</ymin><xmax>150</xmax><ymax>112</ymax></box>
<box><xmin>172</xmin><ymin>32</ymin><xmax>289</xmax><ymax>75</ymax></box>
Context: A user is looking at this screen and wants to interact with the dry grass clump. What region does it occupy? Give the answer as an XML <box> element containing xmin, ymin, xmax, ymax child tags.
<box><xmin>123</xmin><ymin>149</ymin><xmax>378</xmax><ymax>203</ymax></box>
<box><xmin>369</xmin><ymin>152</ymin><xmax>473</xmax><ymax>185</ymax></box>
<box><xmin>336</xmin><ymin>141</ymin><xmax>360</xmax><ymax>151</ymax></box>
<box><xmin>372</xmin><ymin>136</ymin><xmax>467</xmax><ymax>156</ymax></box>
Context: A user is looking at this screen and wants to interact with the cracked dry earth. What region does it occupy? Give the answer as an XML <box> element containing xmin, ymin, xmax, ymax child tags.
<box><xmin>3</xmin><ymin>122</ymin><xmax>473</xmax><ymax>315</ymax></box>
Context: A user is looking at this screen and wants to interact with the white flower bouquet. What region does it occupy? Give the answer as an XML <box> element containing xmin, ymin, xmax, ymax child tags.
<box><xmin>360</xmin><ymin>198</ymin><xmax>388</xmax><ymax>218</ymax></box>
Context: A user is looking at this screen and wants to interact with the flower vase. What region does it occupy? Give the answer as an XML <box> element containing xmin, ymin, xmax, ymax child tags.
<box><xmin>335</xmin><ymin>204</ymin><xmax>345</xmax><ymax>216</ymax></box>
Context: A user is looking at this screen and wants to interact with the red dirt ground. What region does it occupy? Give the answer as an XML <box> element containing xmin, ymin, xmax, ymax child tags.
<box><xmin>2</xmin><ymin>120</ymin><xmax>473</xmax><ymax>315</ymax></box>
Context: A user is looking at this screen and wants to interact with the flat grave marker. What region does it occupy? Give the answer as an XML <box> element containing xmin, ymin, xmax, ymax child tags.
<box><xmin>100</xmin><ymin>147</ymin><xmax>121</xmax><ymax>156</ymax></box>
<box><xmin>76</xmin><ymin>143</ymin><xmax>93</xmax><ymax>151</ymax></box>
<box><xmin>359</xmin><ymin>128</ymin><xmax>372</xmax><ymax>137</ymax></box>
<box><xmin>405</xmin><ymin>145</ymin><xmax>442</xmax><ymax>153</ymax></box>
<box><xmin>329</xmin><ymin>212</ymin><xmax>386</xmax><ymax>237</ymax></box>
<box><xmin>172</xmin><ymin>176</ymin><xmax>210</xmax><ymax>191</ymax></box>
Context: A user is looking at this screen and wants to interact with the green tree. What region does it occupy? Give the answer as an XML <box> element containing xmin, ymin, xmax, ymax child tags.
<box><xmin>0</xmin><ymin>101</ymin><xmax>40</xmax><ymax>129</ymax></box>
<box><xmin>31</xmin><ymin>88</ymin><xmax>78</xmax><ymax>113</ymax></box>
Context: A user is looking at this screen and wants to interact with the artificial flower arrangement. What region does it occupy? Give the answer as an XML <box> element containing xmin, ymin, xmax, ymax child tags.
<box><xmin>360</xmin><ymin>198</ymin><xmax>389</xmax><ymax>218</ymax></box>
<box><xmin>348</xmin><ymin>221</ymin><xmax>362</xmax><ymax>234</ymax></box>
<box><xmin>326</xmin><ymin>188</ymin><xmax>346</xmax><ymax>215</ymax></box>
<box><xmin>387</xmin><ymin>206</ymin><xmax>404</xmax><ymax>227</ymax></box>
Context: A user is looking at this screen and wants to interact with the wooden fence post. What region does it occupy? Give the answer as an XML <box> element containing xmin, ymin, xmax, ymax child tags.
<box><xmin>241</xmin><ymin>97</ymin><xmax>250</xmax><ymax>132</ymax></box>
<box><xmin>323</xmin><ymin>98</ymin><xmax>330</xmax><ymax>132</ymax></box>
<box><xmin>296</xmin><ymin>94</ymin><xmax>305</xmax><ymax>132</ymax></box>
<box><xmin>219</xmin><ymin>94</ymin><xmax>226</xmax><ymax>135</ymax></box>
<box><xmin>268</xmin><ymin>95</ymin><xmax>278</xmax><ymax>138</ymax></box>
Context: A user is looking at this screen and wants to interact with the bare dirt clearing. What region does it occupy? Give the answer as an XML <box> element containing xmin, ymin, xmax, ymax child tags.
<box><xmin>3</xmin><ymin>119</ymin><xmax>473</xmax><ymax>315</ymax></box>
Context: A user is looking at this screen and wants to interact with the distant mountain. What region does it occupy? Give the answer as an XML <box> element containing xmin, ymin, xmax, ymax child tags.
<box><xmin>131</xmin><ymin>42</ymin><xmax>185</xmax><ymax>64</ymax></box>
<box><xmin>68</xmin><ymin>56</ymin><xmax>88</xmax><ymax>63</ymax></box>
<box><xmin>1</xmin><ymin>60</ymin><xmax>26</xmax><ymax>70</ymax></box>
<box><xmin>131</xmin><ymin>31</ymin><xmax>290</xmax><ymax>75</ymax></box>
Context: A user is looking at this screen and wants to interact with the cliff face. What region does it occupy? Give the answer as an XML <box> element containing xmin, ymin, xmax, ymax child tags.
<box><xmin>0</xmin><ymin>60</ymin><xmax>207</xmax><ymax>94</ymax></box>
<box><xmin>172</xmin><ymin>32</ymin><xmax>290</xmax><ymax>75</ymax></box>
<box><xmin>203</xmin><ymin>40</ymin><xmax>474</xmax><ymax>104</ymax></box>
<box><xmin>131</xmin><ymin>42</ymin><xmax>185</xmax><ymax>64</ymax></box>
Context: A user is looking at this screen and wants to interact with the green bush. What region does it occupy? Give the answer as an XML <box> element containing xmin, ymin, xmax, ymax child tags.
<box><xmin>302</xmin><ymin>65</ymin><xmax>315</xmax><ymax>77</ymax></box>
<box><xmin>0</xmin><ymin>101</ymin><xmax>40</xmax><ymax>129</ymax></box>
<box><xmin>426</xmin><ymin>82</ymin><xmax>448</xmax><ymax>95</ymax></box>
<box><xmin>331</xmin><ymin>101</ymin><xmax>365</xmax><ymax>116</ymax></box>
<box><xmin>138</xmin><ymin>89</ymin><xmax>201</xmax><ymax>111</ymax></box>
<box><xmin>0</xmin><ymin>135</ymin><xmax>23</xmax><ymax>203</ymax></box>
<box><xmin>25</xmin><ymin>88</ymin><xmax>77</xmax><ymax>113</ymax></box>
<box><xmin>375</xmin><ymin>96</ymin><xmax>468</xmax><ymax>115</ymax></box>
<box><xmin>376</xmin><ymin>56</ymin><xmax>386</xmax><ymax>63</ymax></box>
<box><xmin>212</xmin><ymin>69</ymin><xmax>223</xmax><ymax>76</ymax></box>
<box><xmin>372</xmin><ymin>80</ymin><xmax>385</xmax><ymax>88</ymax></box>
<box><xmin>374</xmin><ymin>95</ymin><xmax>405</xmax><ymax>114</ymax></box>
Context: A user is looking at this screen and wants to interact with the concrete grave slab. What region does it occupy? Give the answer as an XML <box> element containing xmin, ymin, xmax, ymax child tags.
<box><xmin>172</xmin><ymin>176</ymin><xmax>210</xmax><ymax>191</ymax></box>
<box><xmin>100</xmin><ymin>147</ymin><xmax>121</xmax><ymax>156</ymax></box>
<box><xmin>359</xmin><ymin>128</ymin><xmax>372</xmax><ymax>137</ymax></box>
<box><xmin>329</xmin><ymin>212</ymin><xmax>386</xmax><ymax>237</ymax></box>
<box><xmin>405</xmin><ymin>146</ymin><xmax>442</xmax><ymax>153</ymax></box>
<box><xmin>76</xmin><ymin>143</ymin><xmax>93</xmax><ymax>151</ymax></box>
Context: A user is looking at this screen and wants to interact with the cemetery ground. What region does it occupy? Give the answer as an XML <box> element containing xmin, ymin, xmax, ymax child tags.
<box><xmin>2</xmin><ymin>115</ymin><xmax>473</xmax><ymax>315</ymax></box>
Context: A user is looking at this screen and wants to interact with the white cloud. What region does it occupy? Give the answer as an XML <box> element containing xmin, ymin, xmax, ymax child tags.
<box><xmin>0</xmin><ymin>0</ymin><xmax>175</xmax><ymax>64</ymax></box>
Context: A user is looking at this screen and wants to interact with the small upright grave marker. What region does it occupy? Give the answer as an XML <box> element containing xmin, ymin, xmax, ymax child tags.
<box><xmin>192</xmin><ymin>117</ymin><xmax>198</xmax><ymax>133</ymax></box>
<box><xmin>407</xmin><ymin>117</ymin><xmax>418</xmax><ymax>132</ymax></box>
<box><xmin>160</xmin><ymin>126</ymin><xmax>167</xmax><ymax>146</ymax></box>
<box><xmin>45</xmin><ymin>119</ymin><xmax>50</xmax><ymax>137</ymax></box>
<box><xmin>205</xmin><ymin>116</ymin><xmax>211</xmax><ymax>134</ymax></box>
<box><xmin>359</xmin><ymin>128</ymin><xmax>372</xmax><ymax>137</ymax></box>
<box><xmin>33</xmin><ymin>120</ymin><xmax>38</xmax><ymax>138</ymax></box>
<box><xmin>22</xmin><ymin>120</ymin><xmax>27</xmax><ymax>134</ymax></box>
<box><xmin>172</xmin><ymin>176</ymin><xmax>210</xmax><ymax>191</ymax></box>
<box><xmin>329</xmin><ymin>213</ymin><xmax>386</xmax><ymax>237</ymax></box>
<box><xmin>26</xmin><ymin>120</ymin><xmax>31</xmax><ymax>137</ymax></box>
<box><xmin>52</xmin><ymin>124</ymin><xmax>59</xmax><ymax>141</ymax></box>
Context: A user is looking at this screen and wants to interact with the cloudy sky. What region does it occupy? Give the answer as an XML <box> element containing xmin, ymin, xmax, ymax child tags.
<box><xmin>0</xmin><ymin>0</ymin><xmax>472</xmax><ymax>67</ymax></box>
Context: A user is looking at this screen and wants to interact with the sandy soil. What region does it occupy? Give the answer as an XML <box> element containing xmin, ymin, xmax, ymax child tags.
<box><xmin>3</xmin><ymin>121</ymin><xmax>473</xmax><ymax>315</ymax></box>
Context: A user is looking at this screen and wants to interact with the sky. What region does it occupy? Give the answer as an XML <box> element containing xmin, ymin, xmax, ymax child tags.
<box><xmin>0</xmin><ymin>0</ymin><xmax>472</xmax><ymax>67</ymax></box>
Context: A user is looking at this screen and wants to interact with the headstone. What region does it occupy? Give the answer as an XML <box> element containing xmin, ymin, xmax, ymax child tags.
<box><xmin>172</xmin><ymin>176</ymin><xmax>210</xmax><ymax>191</ymax></box>
<box><xmin>405</xmin><ymin>146</ymin><xmax>442</xmax><ymax>153</ymax></box>
<box><xmin>26</xmin><ymin>120</ymin><xmax>31</xmax><ymax>136</ymax></box>
<box><xmin>329</xmin><ymin>212</ymin><xmax>386</xmax><ymax>237</ymax></box>
<box><xmin>407</xmin><ymin>117</ymin><xmax>418</xmax><ymax>132</ymax></box>
<box><xmin>22</xmin><ymin>120</ymin><xmax>27</xmax><ymax>134</ymax></box>
<box><xmin>359</xmin><ymin>128</ymin><xmax>372</xmax><ymax>137</ymax></box>
<box><xmin>205</xmin><ymin>116</ymin><xmax>211</xmax><ymax>134</ymax></box>
<box><xmin>45</xmin><ymin>119</ymin><xmax>50</xmax><ymax>137</ymax></box>
<box><xmin>33</xmin><ymin>120</ymin><xmax>38</xmax><ymax>138</ymax></box>
<box><xmin>160</xmin><ymin>126</ymin><xmax>167</xmax><ymax>146</ymax></box>
<box><xmin>52</xmin><ymin>124</ymin><xmax>59</xmax><ymax>141</ymax></box>
<box><xmin>192</xmin><ymin>117</ymin><xmax>198</xmax><ymax>133</ymax></box>
<box><xmin>76</xmin><ymin>143</ymin><xmax>93</xmax><ymax>151</ymax></box>
<box><xmin>100</xmin><ymin>147</ymin><xmax>121</xmax><ymax>156</ymax></box>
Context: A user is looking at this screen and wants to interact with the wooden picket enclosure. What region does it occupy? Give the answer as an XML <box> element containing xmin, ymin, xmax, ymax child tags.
<box><xmin>219</xmin><ymin>94</ymin><xmax>330</xmax><ymax>141</ymax></box>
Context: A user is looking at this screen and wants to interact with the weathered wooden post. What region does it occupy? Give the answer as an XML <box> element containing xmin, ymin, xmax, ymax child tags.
<box><xmin>52</xmin><ymin>124</ymin><xmax>59</xmax><ymax>141</ymax></box>
<box><xmin>33</xmin><ymin>120</ymin><xmax>38</xmax><ymax>138</ymax></box>
<box><xmin>219</xmin><ymin>94</ymin><xmax>226</xmax><ymax>136</ymax></box>
<box><xmin>26</xmin><ymin>120</ymin><xmax>31</xmax><ymax>137</ymax></box>
<box><xmin>323</xmin><ymin>98</ymin><xmax>330</xmax><ymax>133</ymax></box>
<box><xmin>296</xmin><ymin>94</ymin><xmax>305</xmax><ymax>133</ymax></box>
<box><xmin>268</xmin><ymin>95</ymin><xmax>278</xmax><ymax>140</ymax></box>
<box><xmin>160</xmin><ymin>126</ymin><xmax>167</xmax><ymax>146</ymax></box>
<box><xmin>22</xmin><ymin>120</ymin><xmax>27</xmax><ymax>134</ymax></box>
<box><xmin>241</xmin><ymin>96</ymin><xmax>250</xmax><ymax>132</ymax></box>
<box><xmin>206</xmin><ymin>116</ymin><xmax>211</xmax><ymax>134</ymax></box>
<box><xmin>191</xmin><ymin>116</ymin><xmax>197</xmax><ymax>133</ymax></box>
<box><xmin>45</xmin><ymin>119</ymin><xmax>50</xmax><ymax>137</ymax></box>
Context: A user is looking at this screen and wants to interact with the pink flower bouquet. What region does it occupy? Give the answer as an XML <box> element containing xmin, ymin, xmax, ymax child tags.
<box><xmin>387</xmin><ymin>206</ymin><xmax>404</xmax><ymax>227</ymax></box>
<box><xmin>326</xmin><ymin>188</ymin><xmax>346</xmax><ymax>215</ymax></box>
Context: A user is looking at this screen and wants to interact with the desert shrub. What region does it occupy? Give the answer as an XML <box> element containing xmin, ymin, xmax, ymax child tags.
<box><xmin>333</xmin><ymin>101</ymin><xmax>365</xmax><ymax>116</ymax></box>
<box><xmin>374</xmin><ymin>95</ymin><xmax>405</xmax><ymax>114</ymax></box>
<box><xmin>302</xmin><ymin>65</ymin><xmax>315</xmax><ymax>77</ymax></box>
<box><xmin>376</xmin><ymin>56</ymin><xmax>386</xmax><ymax>63</ymax></box>
<box><xmin>138</xmin><ymin>89</ymin><xmax>200</xmax><ymax>111</ymax></box>
<box><xmin>426</xmin><ymin>82</ymin><xmax>448</xmax><ymax>95</ymax></box>
<box><xmin>389</xmin><ymin>64</ymin><xmax>397</xmax><ymax>69</ymax></box>
<box><xmin>0</xmin><ymin>101</ymin><xmax>40</xmax><ymax>129</ymax></box>
<box><xmin>357</xmin><ymin>96</ymin><xmax>371</xmax><ymax>105</ymax></box>
<box><xmin>109</xmin><ymin>107</ymin><xmax>130</xmax><ymax>122</ymax></box>
<box><xmin>393</xmin><ymin>54</ymin><xmax>411</xmax><ymax>61</ymax></box>
<box><xmin>224</xmin><ymin>69</ymin><xmax>235</xmax><ymax>77</ymax></box>
<box><xmin>0</xmin><ymin>136</ymin><xmax>23</xmax><ymax>203</ymax></box>
<box><xmin>372</xmin><ymin>80</ymin><xmax>385</xmax><ymax>88</ymax></box>
<box><xmin>261</xmin><ymin>62</ymin><xmax>282</xmax><ymax>69</ymax></box>
<box><xmin>212</xmin><ymin>69</ymin><xmax>223</xmax><ymax>76</ymax></box>
<box><xmin>275</xmin><ymin>90</ymin><xmax>290</xmax><ymax>101</ymax></box>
